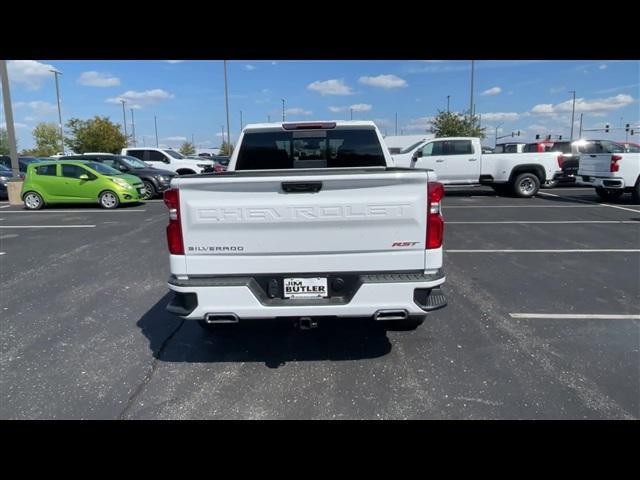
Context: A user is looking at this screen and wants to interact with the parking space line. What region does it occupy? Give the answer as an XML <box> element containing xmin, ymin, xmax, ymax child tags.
<box><xmin>0</xmin><ymin>225</ymin><xmax>96</xmax><ymax>229</ymax></box>
<box><xmin>509</xmin><ymin>313</ymin><xmax>640</xmax><ymax>320</ymax></box>
<box><xmin>0</xmin><ymin>252</ymin><xmax>5</xmax><ymax>255</ymax></box>
<box><xmin>0</xmin><ymin>205</ymin><xmax>10</xmax><ymax>209</ymax></box>
<box><xmin>537</xmin><ymin>191</ymin><xmax>640</xmax><ymax>213</ymax></box>
<box><xmin>448</xmin><ymin>221</ymin><xmax>639</xmax><ymax>224</ymax></box>
<box><xmin>446</xmin><ymin>249</ymin><xmax>640</xmax><ymax>253</ymax></box>
<box><xmin>0</xmin><ymin>209</ymin><xmax>146</xmax><ymax>214</ymax></box>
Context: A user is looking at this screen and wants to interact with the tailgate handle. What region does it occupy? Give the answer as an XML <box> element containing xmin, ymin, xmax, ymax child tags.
<box><xmin>281</xmin><ymin>182</ymin><xmax>323</xmax><ymax>193</ymax></box>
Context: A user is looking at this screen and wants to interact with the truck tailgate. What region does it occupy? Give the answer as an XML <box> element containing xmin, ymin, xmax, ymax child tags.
<box><xmin>579</xmin><ymin>154</ymin><xmax>614</xmax><ymax>177</ymax></box>
<box><xmin>175</xmin><ymin>169</ymin><xmax>429</xmax><ymax>275</ymax></box>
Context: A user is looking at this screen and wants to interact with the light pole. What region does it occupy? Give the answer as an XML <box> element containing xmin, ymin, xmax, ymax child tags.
<box><xmin>154</xmin><ymin>115</ymin><xmax>159</xmax><ymax>147</ymax></box>
<box><xmin>395</xmin><ymin>112</ymin><xmax>398</xmax><ymax>135</ymax></box>
<box><xmin>221</xmin><ymin>125</ymin><xmax>225</xmax><ymax>145</ymax></box>
<box><xmin>267</xmin><ymin>114</ymin><xmax>271</xmax><ymax>123</ymax></box>
<box><xmin>282</xmin><ymin>99</ymin><xmax>285</xmax><ymax>121</ymax></box>
<box><xmin>579</xmin><ymin>113</ymin><xmax>584</xmax><ymax>138</ymax></box>
<box><xmin>130</xmin><ymin>108</ymin><xmax>136</xmax><ymax>147</ymax></box>
<box><xmin>350</xmin><ymin>108</ymin><xmax>353</xmax><ymax>120</ymax></box>
<box><xmin>0</xmin><ymin>60</ymin><xmax>20</xmax><ymax>177</ymax></box>
<box><xmin>223</xmin><ymin>60</ymin><xmax>231</xmax><ymax>148</ymax></box>
<box><xmin>495</xmin><ymin>123</ymin><xmax>504</xmax><ymax>147</ymax></box>
<box><xmin>469</xmin><ymin>60</ymin><xmax>475</xmax><ymax>118</ymax></box>
<box><xmin>447</xmin><ymin>95</ymin><xmax>450</xmax><ymax>113</ymax></box>
<box><xmin>569</xmin><ymin>90</ymin><xmax>576</xmax><ymax>140</ymax></box>
<box><xmin>120</xmin><ymin>99</ymin><xmax>128</xmax><ymax>144</ymax></box>
<box><xmin>50</xmin><ymin>69</ymin><xmax>64</xmax><ymax>154</ymax></box>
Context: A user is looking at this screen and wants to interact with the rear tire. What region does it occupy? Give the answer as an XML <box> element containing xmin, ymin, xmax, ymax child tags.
<box><xmin>23</xmin><ymin>191</ymin><xmax>44</xmax><ymax>210</ymax></box>
<box><xmin>99</xmin><ymin>190</ymin><xmax>120</xmax><ymax>209</ymax></box>
<box><xmin>512</xmin><ymin>173</ymin><xmax>541</xmax><ymax>198</ymax></box>
<box><xmin>595</xmin><ymin>187</ymin><xmax>624</xmax><ymax>202</ymax></box>
<box><xmin>142</xmin><ymin>180</ymin><xmax>156</xmax><ymax>199</ymax></box>
<box><xmin>631</xmin><ymin>179</ymin><xmax>640</xmax><ymax>203</ymax></box>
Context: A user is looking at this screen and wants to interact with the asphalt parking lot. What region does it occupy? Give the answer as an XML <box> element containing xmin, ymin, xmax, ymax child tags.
<box><xmin>1</xmin><ymin>186</ymin><xmax>639</xmax><ymax>419</ymax></box>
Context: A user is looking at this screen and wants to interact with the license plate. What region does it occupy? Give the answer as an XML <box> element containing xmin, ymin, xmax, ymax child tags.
<box><xmin>283</xmin><ymin>277</ymin><xmax>328</xmax><ymax>299</ymax></box>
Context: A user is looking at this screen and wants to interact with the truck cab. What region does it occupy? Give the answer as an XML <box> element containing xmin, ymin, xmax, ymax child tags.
<box><xmin>408</xmin><ymin>137</ymin><xmax>483</xmax><ymax>184</ymax></box>
<box><xmin>121</xmin><ymin>147</ymin><xmax>214</xmax><ymax>175</ymax></box>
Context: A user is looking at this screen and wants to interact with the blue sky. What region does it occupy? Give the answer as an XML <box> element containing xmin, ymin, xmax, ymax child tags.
<box><xmin>2</xmin><ymin>59</ymin><xmax>639</xmax><ymax>150</ymax></box>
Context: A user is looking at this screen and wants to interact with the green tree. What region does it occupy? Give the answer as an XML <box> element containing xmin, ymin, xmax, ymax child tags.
<box><xmin>429</xmin><ymin>110</ymin><xmax>486</xmax><ymax>139</ymax></box>
<box><xmin>28</xmin><ymin>122</ymin><xmax>61</xmax><ymax>157</ymax></box>
<box><xmin>0</xmin><ymin>127</ymin><xmax>16</xmax><ymax>155</ymax></box>
<box><xmin>218</xmin><ymin>141</ymin><xmax>234</xmax><ymax>155</ymax></box>
<box><xmin>64</xmin><ymin>116</ymin><xmax>127</xmax><ymax>154</ymax></box>
<box><xmin>179</xmin><ymin>141</ymin><xmax>196</xmax><ymax>156</ymax></box>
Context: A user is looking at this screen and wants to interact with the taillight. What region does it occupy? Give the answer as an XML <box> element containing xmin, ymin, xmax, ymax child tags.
<box><xmin>163</xmin><ymin>188</ymin><xmax>184</xmax><ymax>255</ymax></box>
<box><xmin>610</xmin><ymin>155</ymin><xmax>621</xmax><ymax>173</ymax></box>
<box><xmin>426</xmin><ymin>181</ymin><xmax>444</xmax><ymax>249</ymax></box>
<box><xmin>557</xmin><ymin>154</ymin><xmax>564</xmax><ymax>168</ymax></box>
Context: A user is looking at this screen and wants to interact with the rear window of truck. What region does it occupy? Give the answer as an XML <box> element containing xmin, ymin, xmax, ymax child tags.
<box><xmin>235</xmin><ymin>129</ymin><xmax>386</xmax><ymax>170</ymax></box>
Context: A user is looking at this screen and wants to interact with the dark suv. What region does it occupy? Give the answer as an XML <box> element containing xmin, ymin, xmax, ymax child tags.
<box><xmin>0</xmin><ymin>155</ymin><xmax>42</xmax><ymax>173</ymax></box>
<box><xmin>59</xmin><ymin>154</ymin><xmax>176</xmax><ymax>199</ymax></box>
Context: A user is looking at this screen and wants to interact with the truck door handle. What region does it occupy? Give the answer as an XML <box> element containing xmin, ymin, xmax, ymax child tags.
<box><xmin>281</xmin><ymin>182</ymin><xmax>323</xmax><ymax>193</ymax></box>
<box><xmin>435</xmin><ymin>159</ymin><xmax>445</xmax><ymax>163</ymax></box>
<box><xmin>468</xmin><ymin>158</ymin><xmax>477</xmax><ymax>161</ymax></box>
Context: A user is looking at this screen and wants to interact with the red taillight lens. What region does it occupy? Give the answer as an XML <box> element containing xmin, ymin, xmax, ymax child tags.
<box><xmin>610</xmin><ymin>155</ymin><xmax>621</xmax><ymax>172</ymax></box>
<box><xmin>557</xmin><ymin>154</ymin><xmax>564</xmax><ymax>168</ymax></box>
<box><xmin>163</xmin><ymin>188</ymin><xmax>184</xmax><ymax>255</ymax></box>
<box><xmin>426</xmin><ymin>181</ymin><xmax>444</xmax><ymax>249</ymax></box>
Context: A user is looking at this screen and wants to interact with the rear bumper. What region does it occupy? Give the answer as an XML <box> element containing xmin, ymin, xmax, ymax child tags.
<box><xmin>579</xmin><ymin>176</ymin><xmax>625</xmax><ymax>189</ymax></box>
<box><xmin>167</xmin><ymin>271</ymin><xmax>446</xmax><ymax>319</ymax></box>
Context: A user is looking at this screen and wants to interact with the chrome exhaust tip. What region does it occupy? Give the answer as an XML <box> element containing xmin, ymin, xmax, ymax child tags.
<box><xmin>204</xmin><ymin>313</ymin><xmax>239</xmax><ymax>324</ymax></box>
<box><xmin>373</xmin><ymin>309</ymin><xmax>409</xmax><ymax>321</ymax></box>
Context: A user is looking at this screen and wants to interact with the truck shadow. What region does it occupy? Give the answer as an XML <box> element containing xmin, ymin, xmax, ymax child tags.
<box><xmin>137</xmin><ymin>293</ymin><xmax>394</xmax><ymax>368</ymax></box>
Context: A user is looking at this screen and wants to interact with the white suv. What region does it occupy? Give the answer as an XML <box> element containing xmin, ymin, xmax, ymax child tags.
<box><xmin>121</xmin><ymin>148</ymin><xmax>214</xmax><ymax>175</ymax></box>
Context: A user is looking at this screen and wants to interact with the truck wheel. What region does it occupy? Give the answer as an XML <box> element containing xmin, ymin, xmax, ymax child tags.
<box><xmin>176</xmin><ymin>169</ymin><xmax>196</xmax><ymax>175</ymax></box>
<box><xmin>595</xmin><ymin>187</ymin><xmax>624</xmax><ymax>202</ymax></box>
<box><xmin>383</xmin><ymin>316</ymin><xmax>425</xmax><ymax>331</ymax></box>
<box><xmin>632</xmin><ymin>179</ymin><xmax>640</xmax><ymax>203</ymax></box>
<box><xmin>23</xmin><ymin>191</ymin><xmax>44</xmax><ymax>210</ymax></box>
<box><xmin>99</xmin><ymin>190</ymin><xmax>120</xmax><ymax>209</ymax></box>
<box><xmin>512</xmin><ymin>173</ymin><xmax>540</xmax><ymax>198</ymax></box>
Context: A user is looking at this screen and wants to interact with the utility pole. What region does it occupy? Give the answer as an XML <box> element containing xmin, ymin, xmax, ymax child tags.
<box><xmin>130</xmin><ymin>108</ymin><xmax>136</xmax><ymax>146</ymax></box>
<box><xmin>282</xmin><ymin>99</ymin><xmax>285</xmax><ymax>121</ymax></box>
<box><xmin>495</xmin><ymin>123</ymin><xmax>504</xmax><ymax>147</ymax></box>
<box><xmin>447</xmin><ymin>95</ymin><xmax>450</xmax><ymax>113</ymax></box>
<box><xmin>50</xmin><ymin>69</ymin><xmax>65</xmax><ymax>154</ymax></box>
<box><xmin>579</xmin><ymin>113</ymin><xmax>584</xmax><ymax>138</ymax></box>
<box><xmin>267</xmin><ymin>114</ymin><xmax>271</xmax><ymax>123</ymax></box>
<box><xmin>569</xmin><ymin>90</ymin><xmax>576</xmax><ymax>140</ymax></box>
<box><xmin>120</xmin><ymin>99</ymin><xmax>128</xmax><ymax>145</ymax></box>
<box><xmin>143</xmin><ymin>136</ymin><xmax>146</xmax><ymax>147</ymax></box>
<box><xmin>395</xmin><ymin>112</ymin><xmax>398</xmax><ymax>135</ymax></box>
<box><xmin>0</xmin><ymin>60</ymin><xmax>20</xmax><ymax>177</ymax></box>
<box><xmin>221</xmin><ymin>125</ymin><xmax>225</xmax><ymax>145</ymax></box>
<box><xmin>469</xmin><ymin>60</ymin><xmax>475</xmax><ymax>119</ymax></box>
<box><xmin>223</xmin><ymin>60</ymin><xmax>231</xmax><ymax>148</ymax></box>
<box><xmin>154</xmin><ymin>115</ymin><xmax>159</xmax><ymax>147</ymax></box>
<box><xmin>350</xmin><ymin>108</ymin><xmax>353</xmax><ymax>120</ymax></box>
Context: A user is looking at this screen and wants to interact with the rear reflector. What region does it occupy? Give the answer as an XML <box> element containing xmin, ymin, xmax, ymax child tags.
<box><xmin>163</xmin><ymin>188</ymin><xmax>184</xmax><ymax>255</ymax></box>
<box><xmin>610</xmin><ymin>154</ymin><xmax>621</xmax><ymax>173</ymax></box>
<box><xmin>426</xmin><ymin>181</ymin><xmax>444</xmax><ymax>249</ymax></box>
<box><xmin>282</xmin><ymin>122</ymin><xmax>336</xmax><ymax>130</ymax></box>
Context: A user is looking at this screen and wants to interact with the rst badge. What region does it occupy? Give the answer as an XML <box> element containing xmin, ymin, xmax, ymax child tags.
<box><xmin>392</xmin><ymin>241</ymin><xmax>419</xmax><ymax>247</ymax></box>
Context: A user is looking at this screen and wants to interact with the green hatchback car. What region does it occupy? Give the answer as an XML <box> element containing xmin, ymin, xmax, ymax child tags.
<box><xmin>21</xmin><ymin>160</ymin><xmax>145</xmax><ymax>210</ymax></box>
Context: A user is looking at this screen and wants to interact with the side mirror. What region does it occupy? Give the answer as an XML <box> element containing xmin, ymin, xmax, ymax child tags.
<box><xmin>412</xmin><ymin>149</ymin><xmax>423</xmax><ymax>162</ymax></box>
<box><xmin>118</xmin><ymin>164</ymin><xmax>128</xmax><ymax>172</ymax></box>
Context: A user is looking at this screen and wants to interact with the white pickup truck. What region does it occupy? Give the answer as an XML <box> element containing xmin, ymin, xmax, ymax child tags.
<box><xmin>578</xmin><ymin>152</ymin><xmax>640</xmax><ymax>202</ymax></box>
<box><xmin>393</xmin><ymin>137</ymin><xmax>564</xmax><ymax>197</ymax></box>
<box><xmin>164</xmin><ymin>121</ymin><xmax>447</xmax><ymax>331</ymax></box>
<box><xmin>121</xmin><ymin>147</ymin><xmax>215</xmax><ymax>175</ymax></box>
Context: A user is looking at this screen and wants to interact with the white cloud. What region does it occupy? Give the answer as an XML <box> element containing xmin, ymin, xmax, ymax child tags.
<box><xmin>307</xmin><ymin>79</ymin><xmax>354</xmax><ymax>96</ymax></box>
<box><xmin>14</xmin><ymin>101</ymin><xmax>57</xmax><ymax>115</ymax></box>
<box><xmin>328</xmin><ymin>103</ymin><xmax>373</xmax><ymax>113</ymax></box>
<box><xmin>106</xmin><ymin>89</ymin><xmax>175</xmax><ymax>108</ymax></box>
<box><xmin>530</xmin><ymin>94</ymin><xmax>635</xmax><ymax>117</ymax></box>
<box><xmin>481</xmin><ymin>112</ymin><xmax>520</xmax><ymax>122</ymax></box>
<box><xmin>1</xmin><ymin>122</ymin><xmax>28</xmax><ymax>129</ymax></box>
<box><xmin>358</xmin><ymin>74</ymin><xmax>407</xmax><ymax>89</ymax></box>
<box><xmin>165</xmin><ymin>60</ymin><xmax>184</xmax><ymax>64</ymax></box>
<box><xmin>245</xmin><ymin>64</ymin><xmax>256</xmax><ymax>71</ymax></box>
<box><xmin>7</xmin><ymin>60</ymin><xmax>58</xmax><ymax>90</ymax></box>
<box><xmin>285</xmin><ymin>108</ymin><xmax>313</xmax><ymax>116</ymax></box>
<box><xmin>403</xmin><ymin>116</ymin><xmax>435</xmax><ymax>132</ymax></box>
<box><xmin>164</xmin><ymin>136</ymin><xmax>187</xmax><ymax>142</ymax></box>
<box><xmin>480</xmin><ymin>86</ymin><xmax>502</xmax><ymax>96</ymax></box>
<box><xmin>549</xmin><ymin>86</ymin><xmax>566</xmax><ymax>94</ymax></box>
<box><xmin>599</xmin><ymin>64</ymin><xmax>607</xmax><ymax>70</ymax></box>
<box><xmin>77</xmin><ymin>71</ymin><xmax>121</xmax><ymax>87</ymax></box>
